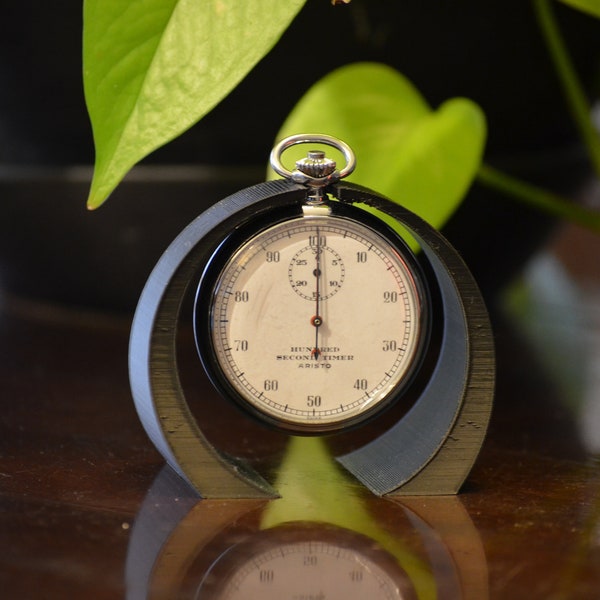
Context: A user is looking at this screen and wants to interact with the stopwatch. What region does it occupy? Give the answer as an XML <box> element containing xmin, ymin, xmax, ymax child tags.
<box><xmin>194</xmin><ymin>152</ymin><xmax>430</xmax><ymax>433</ymax></box>
<box><xmin>128</xmin><ymin>133</ymin><xmax>494</xmax><ymax>498</ymax></box>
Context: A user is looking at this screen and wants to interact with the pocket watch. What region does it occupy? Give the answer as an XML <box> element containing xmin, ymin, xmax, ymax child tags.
<box><xmin>194</xmin><ymin>135</ymin><xmax>430</xmax><ymax>434</ymax></box>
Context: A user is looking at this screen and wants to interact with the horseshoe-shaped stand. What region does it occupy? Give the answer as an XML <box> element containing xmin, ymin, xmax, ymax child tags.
<box><xmin>129</xmin><ymin>177</ymin><xmax>494</xmax><ymax>498</ymax></box>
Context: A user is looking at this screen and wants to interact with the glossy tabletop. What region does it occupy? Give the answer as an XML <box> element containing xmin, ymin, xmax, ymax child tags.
<box><xmin>1</xmin><ymin>220</ymin><xmax>600</xmax><ymax>599</ymax></box>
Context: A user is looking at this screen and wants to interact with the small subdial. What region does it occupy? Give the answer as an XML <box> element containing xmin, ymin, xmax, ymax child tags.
<box><xmin>288</xmin><ymin>245</ymin><xmax>345</xmax><ymax>300</ymax></box>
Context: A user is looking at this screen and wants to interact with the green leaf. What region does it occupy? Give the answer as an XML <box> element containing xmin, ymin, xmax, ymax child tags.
<box><xmin>557</xmin><ymin>0</ymin><xmax>600</xmax><ymax>18</ymax></box>
<box><xmin>83</xmin><ymin>0</ymin><xmax>306</xmax><ymax>208</ymax></box>
<box><xmin>271</xmin><ymin>62</ymin><xmax>487</xmax><ymax>230</ymax></box>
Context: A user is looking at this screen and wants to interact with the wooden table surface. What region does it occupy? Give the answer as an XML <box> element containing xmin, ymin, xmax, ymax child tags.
<box><xmin>1</xmin><ymin>221</ymin><xmax>600</xmax><ymax>599</ymax></box>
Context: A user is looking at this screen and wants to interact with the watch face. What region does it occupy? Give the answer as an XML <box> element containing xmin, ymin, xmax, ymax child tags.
<box><xmin>195</xmin><ymin>203</ymin><xmax>429</xmax><ymax>434</ymax></box>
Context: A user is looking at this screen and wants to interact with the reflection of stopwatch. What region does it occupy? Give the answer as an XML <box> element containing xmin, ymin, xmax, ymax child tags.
<box><xmin>195</xmin><ymin>526</ymin><xmax>417</xmax><ymax>600</ymax></box>
<box><xmin>194</xmin><ymin>135</ymin><xmax>430</xmax><ymax>434</ymax></box>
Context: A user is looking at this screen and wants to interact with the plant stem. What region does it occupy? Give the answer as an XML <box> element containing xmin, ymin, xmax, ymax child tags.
<box><xmin>533</xmin><ymin>0</ymin><xmax>600</xmax><ymax>177</ymax></box>
<box><xmin>477</xmin><ymin>164</ymin><xmax>600</xmax><ymax>232</ymax></box>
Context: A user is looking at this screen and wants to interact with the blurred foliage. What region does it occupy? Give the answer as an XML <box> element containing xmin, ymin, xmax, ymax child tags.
<box><xmin>83</xmin><ymin>0</ymin><xmax>600</xmax><ymax>232</ymax></box>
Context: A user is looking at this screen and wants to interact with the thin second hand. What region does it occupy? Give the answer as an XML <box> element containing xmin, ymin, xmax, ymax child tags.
<box><xmin>313</xmin><ymin>228</ymin><xmax>322</xmax><ymax>360</ymax></box>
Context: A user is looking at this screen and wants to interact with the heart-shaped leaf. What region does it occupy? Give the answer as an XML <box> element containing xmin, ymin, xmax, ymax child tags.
<box><xmin>83</xmin><ymin>0</ymin><xmax>306</xmax><ymax>209</ymax></box>
<box><xmin>558</xmin><ymin>0</ymin><xmax>600</xmax><ymax>18</ymax></box>
<box><xmin>271</xmin><ymin>62</ymin><xmax>486</xmax><ymax>231</ymax></box>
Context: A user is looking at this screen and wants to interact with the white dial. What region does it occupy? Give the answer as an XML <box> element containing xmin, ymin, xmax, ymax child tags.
<box><xmin>201</xmin><ymin>208</ymin><xmax>426</xmax><ymax>433</ymax></box>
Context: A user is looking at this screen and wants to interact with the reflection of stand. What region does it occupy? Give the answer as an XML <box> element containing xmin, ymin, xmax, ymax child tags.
<box><xmin>125</xmin><ymin>466</ymin><xmax>266</xmax><ymax>600</ymax></box>
<box><xmin>129</xmin><ymin>178</ymin><xmax>494</xmax><ymax>498</ymax></box>
<box><xmin>125</xmin><ymin>466</ymin><xmax>489</xmax><ymax>599</ymax></box>
<box><xmin>398</xmin><ymin>497</ymin><xmax>489</xmax><ymax>600</ymax></box>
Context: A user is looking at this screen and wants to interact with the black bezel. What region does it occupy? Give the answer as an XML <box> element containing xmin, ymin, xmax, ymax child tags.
<box><xmin>193</xmin><ymin>197</ymin><xmax>433</xmax><ymax>436</ymax></box>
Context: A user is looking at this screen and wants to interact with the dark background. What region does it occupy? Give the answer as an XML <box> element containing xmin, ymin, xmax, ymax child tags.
<box><xmin>1</xmin><ymin>0</ymin><xmax>598</xmax><ymax>167</ymax></box>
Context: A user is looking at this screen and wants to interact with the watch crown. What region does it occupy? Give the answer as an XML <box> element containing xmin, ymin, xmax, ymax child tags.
<box><xmin>295</xmin><ymin>150</ymin><xmax>337</xmax><ymax>178</ymax></box>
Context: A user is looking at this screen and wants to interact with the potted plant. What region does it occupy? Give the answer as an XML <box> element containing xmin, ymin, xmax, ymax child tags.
<box><xmin>1</xmin><ymin>0</ymin><xmax>598</xmax><ymax>311</ymax></box>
